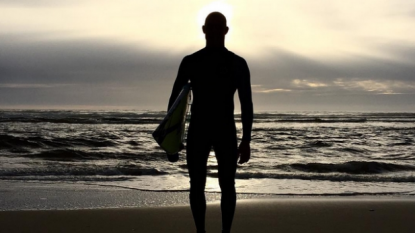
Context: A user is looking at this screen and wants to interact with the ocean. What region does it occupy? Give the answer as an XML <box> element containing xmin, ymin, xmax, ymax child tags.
<box><xmin>1</xmin><ymin>110</ymin><xmax>415</xmax><ymax>196</ymax></box>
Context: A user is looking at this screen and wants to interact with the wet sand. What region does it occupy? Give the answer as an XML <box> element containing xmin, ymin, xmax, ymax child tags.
<box><xmin>1</xmin><ymin>198</ymin><xmax>415</xmax><ymax>233</ymax></box>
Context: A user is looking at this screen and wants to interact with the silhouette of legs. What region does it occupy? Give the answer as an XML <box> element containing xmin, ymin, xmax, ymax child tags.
<box><xmin>186</xmin><ymin>136</ymin><xmax>210</xmax><ymax>233</ymax></box>
<box><xmin>186</xmin><ymin>125</ymin><xmax>238</xmax><ymax>233</ymax></box>
<box><xmin>214</xmin><ymin>135</ymin><xmax>238</xmax><ymax>233</ymax></box>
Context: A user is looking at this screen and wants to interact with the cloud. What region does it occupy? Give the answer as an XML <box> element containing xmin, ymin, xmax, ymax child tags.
<box><xmin>250</xmin><ymin>47</ymin><xmax>415</xmax><ymax>93</ymax></box>
<box><xmin>259</xmin><ymin>89</ymin><xmax>292</xmax><ymax>93</ymax></box>
<box><xmin>292</xmin><ymin>79</ymin><xmax>327</xmax><ymax>88</ymax></box>
<box><xmin>1</xmin><ymin>32</ymin><xmax>415</xmax><ymax>110</ymax></box>
<box><xmin>0</xmin><ymin>83</ymin><xmax>73</xmax><ymax>88</ymax></box>
<box><xmin>0</xmin><ymin>33</ymin><xmax>184</xmax><ymax>108</ymax></box>
<box><xmin>0</xmin><ymin>33</ymin><xmax>181</xmax><ymax>85</ymax></box>
<box><xmin>252</xmin><ymin>85</ymin><xmax>292</xmax><ymax>93</ymax></box>
<box><xmin>258</xmin><ymin>77</ymin><xmax>415</xmax><ymax>96</ymax></box>
<box><xmin>333</xmin><ymin>79</ymin><xmax>415</xmax><ymax>94</ymax></box>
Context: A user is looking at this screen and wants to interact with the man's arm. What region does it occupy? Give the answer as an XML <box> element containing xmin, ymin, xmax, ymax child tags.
<box><xmin>237</xmin><ymin>58</ymin><xmax>253</xmax><ymax>164</ymax></box>
<box><xmin>168</xmin><ymin>57</ymin><xmax>190</xmax><ymax>111</ymax></box>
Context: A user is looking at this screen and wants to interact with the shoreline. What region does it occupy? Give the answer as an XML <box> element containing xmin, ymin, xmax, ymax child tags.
<box><xmin>1</xmin><ymin>180</ymin><xmax>414</xmax><ymax>211</ymax></box>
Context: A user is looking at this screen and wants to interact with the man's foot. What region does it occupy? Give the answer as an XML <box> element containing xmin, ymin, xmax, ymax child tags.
<box><xmin>167</xmin><ymin>153</ymin><xmax>179</xmax><ymax>162</ymax></box>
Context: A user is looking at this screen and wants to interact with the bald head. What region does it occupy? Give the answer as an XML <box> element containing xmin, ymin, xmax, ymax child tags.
<box><xmin>203</xmin><ymin>12</ymin><xmax>229</xmax><ymax>48</ymax></box>
<box><xmin>204</xmin><ymin>12</ymin><xmax>227</xmax><ymax>27</ymax></box>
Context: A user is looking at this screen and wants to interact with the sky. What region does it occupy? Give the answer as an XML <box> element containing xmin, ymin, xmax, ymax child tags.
<box><xmin>1</xmin><ymin>0</ymin><xmax>415</xmax><ymax>111</ymax></box>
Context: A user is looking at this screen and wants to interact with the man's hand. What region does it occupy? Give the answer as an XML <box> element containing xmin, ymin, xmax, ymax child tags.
<box><xmin>237</xmin><ymin>140</ymin><xmax>251</xmax><ymax>164</ymax></box>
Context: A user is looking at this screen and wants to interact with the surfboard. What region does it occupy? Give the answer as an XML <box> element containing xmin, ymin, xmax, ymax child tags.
<box><xmin>152</xmin><ymin>83</ymin><xmax>191</xmax><ymax>160</ymax></box>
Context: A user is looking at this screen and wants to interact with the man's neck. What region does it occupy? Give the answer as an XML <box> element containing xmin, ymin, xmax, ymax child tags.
<box><xmin>205</xmin><ymin>41</ymin><xmax>225</xmax><ymax>49</ymax></box>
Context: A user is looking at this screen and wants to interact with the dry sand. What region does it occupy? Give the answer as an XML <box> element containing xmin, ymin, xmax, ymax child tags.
<box><xmin>1</xmin><ymin>198</ymin><xmax>414</xmax><ymax>233</ymax></box>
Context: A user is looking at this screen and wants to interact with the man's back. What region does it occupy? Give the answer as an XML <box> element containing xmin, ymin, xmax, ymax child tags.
<box><xmin>169</xmin><ymin>47</ymin><xmax>252</xmax><ymax>137</ymax></box>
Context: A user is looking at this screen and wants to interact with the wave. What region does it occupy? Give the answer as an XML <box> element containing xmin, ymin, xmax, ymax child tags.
<box><xmin>0</xmin><ymin>164</ymin><xmax>167</xmax><ymax>177</ymax></box>
<box><xmin>275</xmin><ymin>161</ymin><xmax>415</xmax><ymax>174</ymax></box>
<box><xmin>0</xmin><ymin>110</ymin><xmax>166</xmax><ymax>124</ymax></box>
<box><xmin>0</xmin><ymin>176</ymin><xmax>134</xmax><ymax>182</ymax></box>
<box><xmin>0</xmin><ymin>135</ymin><xmax>119</xmax><ymax>151</ymax></box>
<box><xmin>254</xmin><ymin>118</ymin><xmax>415</xmax><ymax>123</ymax></box>
<box><xmin>336</xmin><ymin>147</ymin><xmax>369</xmax><ymax>154</ymax></box>
<box><xmin>258</xmin><ymin>118</ymin><xmax>368</xmax><ymax>123</ymax></box>
<box><xmin>2</xmin><ymin>110</ymin><xmax>415</xmax><ymax>124</ymax></box>
<box><xmin>231</xmin><ymin>171</ymin><xmax>415</xmax><ymax>183</ymax></box>
<box><xmin>0</xmin><ymin>117</ymin><xmax>162</xmax><ymax>124</ymax></box>
<box><xmin>308</xmin><ymin>141</ymin><xmax>333</xmax><ymax>147</ymax></box>
<box><xmin>0</xmin><ymin>135</ymin><xmax>44</xmax><ymax>149</ymax></box>
<box><xmin>1</xmin><ymin>148</ymin><xmax>159</xmax><ymax>161</ymax></box>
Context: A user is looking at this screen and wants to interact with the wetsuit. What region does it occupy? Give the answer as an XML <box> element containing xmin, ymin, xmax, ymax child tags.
<box><xmin>168</xmin><ymin>47</ymin><xmax>253</xmax><ymax>233</ymax></box>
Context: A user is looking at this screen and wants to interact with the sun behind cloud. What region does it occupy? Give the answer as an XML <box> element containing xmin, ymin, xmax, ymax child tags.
<box><xmin>197</xmin><ymin>1</ymin><xmax>233</xmax><ymax>26</ymax></box>
<box><xmin>197</xmin><ymin>0</ymin><xmax>233</xmax><ymax>39</ymax></box>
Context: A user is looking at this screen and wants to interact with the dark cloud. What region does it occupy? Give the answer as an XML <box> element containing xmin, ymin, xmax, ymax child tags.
<box><xmin>0</xmin><ymin>34</ymin><xmax>181</xmax><ymax>85</ymax></box>
<box><xmin>246</xmin><ymin>45</ymin><xmax>415</xmax><ymax>110</ymax></box>
<box><xmin>251</xmin><ymin>47</ymin><xmax>415</xmax><ymax>85</ymax></box>
<box><xmin>1</xmin><ymin>33</ymin><xmax>415</xmax><ymax>110</ymax></box>
<box><xmin>252</xmin><ymin>90</ymin><xmax>415</xmax><ymax>112</ymax></box>
<box><xmin>0</xmin><ymin>34</ymin><xmax>184</xmax><ymax>108</ymax></box>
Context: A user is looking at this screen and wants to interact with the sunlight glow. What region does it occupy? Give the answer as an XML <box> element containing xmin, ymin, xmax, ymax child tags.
<box><xmin>2</xmin><ymin>0</ymin><xmax>415</xmax><ymax>59</ymax></box>
<box><xmin>197</xmin><ymin>0</ymin><xmax>233</xmax><ymax>40</ymax></box>
<box><xmin>197</xmin><ymin>1</ymin><xmax>233</xmax><ymax>26</ymax></box>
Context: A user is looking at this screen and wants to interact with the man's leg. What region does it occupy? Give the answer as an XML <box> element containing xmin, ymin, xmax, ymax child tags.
<box><xmin>214</xmin><ymin>135</ymin><xmax>238</xmax><ymax>233</ymax></box>
<box><xmin>186</xmin><ymin>134</ymin><xmax>211</xmax><ymax>233</ymax></box>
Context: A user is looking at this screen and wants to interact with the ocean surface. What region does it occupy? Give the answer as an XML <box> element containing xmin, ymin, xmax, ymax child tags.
<box><xmin>1</xmin><ymin>110</ymin><xmax>415</xmax><ymax>196</ymax></box>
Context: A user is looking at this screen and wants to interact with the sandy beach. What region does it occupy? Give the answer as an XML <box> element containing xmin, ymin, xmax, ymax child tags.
<box><xmin>1</xmin><ymin>198</ymin><xmax>415</xmax><ymax>233</ymax></box>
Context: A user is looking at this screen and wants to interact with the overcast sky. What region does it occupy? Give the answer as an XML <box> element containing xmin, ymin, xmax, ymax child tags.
<box><xmin>1</xmin><ymin>0</ymin><xmax>415</xmax><ymax>111</ymax></box>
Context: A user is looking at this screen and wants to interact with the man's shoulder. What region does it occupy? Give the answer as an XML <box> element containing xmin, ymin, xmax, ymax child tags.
<box><xmin>184</xmin><ymin>48</ymin><xmax>205</xmax><ymax>60</ymax></box>
<box><xmin>183</xmin><ymin>48</ymin><xmax>247</xmax><ymax>65</ymax></box>
<box><xmin>228</xmin><ymin>51</ymin><xmax>248</xmax><ymax>68</ymax></box>
<box><xmin>179</xmin><ymin>50</ymin><xmax>201</xmax><ymax>65</ymax></box>
<box><xmin>231</xmin><ymin>52</ymin><xmax>247</xmax><ymax>64</ymax></box>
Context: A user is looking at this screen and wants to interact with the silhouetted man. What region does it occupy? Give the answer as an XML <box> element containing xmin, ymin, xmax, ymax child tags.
<box><xmin>168</xmin><ymin>12</ymin><xmax>253</xmax><ymax>233</ymax></box>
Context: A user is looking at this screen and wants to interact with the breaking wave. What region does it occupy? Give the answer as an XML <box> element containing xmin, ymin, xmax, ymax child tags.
<box><xmin>275</xmin><ymin>161</ymin><xmax>415</xmax><ymax>174</ymax></box>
